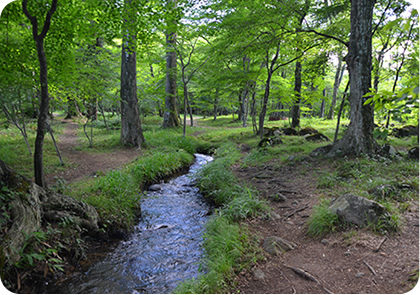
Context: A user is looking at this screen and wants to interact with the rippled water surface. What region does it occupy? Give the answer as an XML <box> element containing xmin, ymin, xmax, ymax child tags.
<box><xmin>50</xmin><ymin>154</ymin><xmax>213</xmax><ymax>294</ymax></box>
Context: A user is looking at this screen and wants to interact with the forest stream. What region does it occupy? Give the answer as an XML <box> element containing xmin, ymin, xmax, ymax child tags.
<box><xmin>45</xmin><ymin>154</ymin><xmax>213</xmax><ymax>294</ymax></box>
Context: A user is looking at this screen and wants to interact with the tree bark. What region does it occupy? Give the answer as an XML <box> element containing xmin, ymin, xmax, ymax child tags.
<box><xmin>22</xmin><ymin>0</ymin><xmax>58</xmax><ymax>188</ymax></box>
<box><xmin>213</xmin><ymin>88</ymin><xmax>219</xmax><ymax>121</ymax></box>
<box><xmin>325</xmin><ymin>0</ymin><xmax>377</xmax><ymax>156</ymax></box>
<box><xmin>120</xmin><ymin>0</ymin><xmax>144</xmax><ymax>147</ymax></box>
<box><xmin>291</xmin><ymin>61</ymin><xmax>302</xmax><ymax>128</ymax></box>
<box><xmin>162</xmin><ymin>0</ymin><xmax>180</xmax><ymax>128</ymax></box>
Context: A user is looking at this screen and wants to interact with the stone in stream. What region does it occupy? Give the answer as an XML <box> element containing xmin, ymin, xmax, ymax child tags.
<box><xmin>263</xmin><ymin>236</ymin><xmax>296</xmax><ymax>255</ymax></box>
<box><xmin>148</xmin><ymin>184</ymin><xmax>163</xmax><ymax>191</ymax></box>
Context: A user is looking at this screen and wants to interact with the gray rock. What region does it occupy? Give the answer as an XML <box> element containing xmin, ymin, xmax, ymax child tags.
<box><xmin>378</xmin><ymin>144</ymin><xmax>400</xmax><ymax>158</ymax></box>
<box><xmin>328</xmin><ymin>194</ymin><xmax>390</xmax><ymax>227</ymax></box>
<box><xmin>148</xmin><ymin>184</ymin><xmax>162</xmax><ymax>191</ymax></box>
<box><xmin>304</xmin><ymin>133</ymin><xmax>330</xmax><ymax>142</ymax></box>
<box><xmin>355</xmin><ymin>272</ymin><xmax>365</xmax><ymax>278</ymax></box>
<box><xmin>320</xmin><ymin>239</ymin><xmax>329</xmax><ymax>245</ymax></box>
<box><xmin>263</xmin><ymin>236</ymin><xmax>296</xmax><ymax>255</ymax></box>
<box><xmin>270</xmin><ymin>211</ymin><xmax>282</xmax><ymax>220</ymax></box>
<box><xmin>253</xmin><ymin>268</ymin><xmax>266</xmax><ymax>280</ymax></box>
<box><xmin>269</xmin><ymin>193</ymin><xmax>287</xmax><ymax>202</ymax></box>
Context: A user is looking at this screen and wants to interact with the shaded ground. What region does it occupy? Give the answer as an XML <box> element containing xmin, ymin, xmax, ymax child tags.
<box><xmin>231</xmin><ymin>159</ymin><xmax>419</xmax><ymax>293</ymax></box>
<box><xmin>46</xmin><ymin>118</ymin><xmax>140</xmax><ymax>185</ymax></box>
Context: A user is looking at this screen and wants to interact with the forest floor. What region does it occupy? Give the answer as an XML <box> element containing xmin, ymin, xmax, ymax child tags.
<box><xmin>44</xmin><ymin>117</ymin><xmax>418</xmax><ymax>294</ymax></box>
<box><xmin>231</xmin><ymin>158</ymin><xmax>419</xmax><ymax>294</ymax></box>
<box><xmin>45</xmin><ymin>118</ymin><xmax>140</xmax><ymax>186</ymax></box>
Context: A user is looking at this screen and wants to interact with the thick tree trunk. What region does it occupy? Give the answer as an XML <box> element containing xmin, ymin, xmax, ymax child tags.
<box><xmin>120</xmin><ymin>0</ymin><xmax>144</xmax><ymax>147</ymax></box>
<box><xmin>325</xmin><ymin>0</ymin><xmax>377</xmax><ymax>157</ymax></box>
<box><xmin>291</xmin><ymin>61</ymin><xmax>302</xmax><ymax>128</ymax></box>
<box><xmin>162</xmin><ymin>0</ymin><xmax>180</xmax><ymax>128</ymax></box>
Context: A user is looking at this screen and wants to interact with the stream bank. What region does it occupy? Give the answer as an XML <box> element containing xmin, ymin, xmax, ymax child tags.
<box><xmin>44</xmin><ymin>154</ymin><xmax>214</xmax><ymax>294</ymax></box>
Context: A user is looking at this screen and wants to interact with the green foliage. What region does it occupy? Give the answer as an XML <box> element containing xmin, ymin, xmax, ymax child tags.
<box><xmin>306</xmin><ymin>199</ymin><xmax>340</xmax><ymax>238</ymax></box>
<box><xmin>197</xmin><ymin>143</ymin><xmax>267</xmax><ymax>221</ymax></box>
<box><xmin>13</xmin><ymin>229</ymin><xmax>64</xmax><ymax>274</ymax></box>
<box><xmin>175</xmin><ymin>216</ymin><xmax>260</xmax><ymax>294</ymax></box>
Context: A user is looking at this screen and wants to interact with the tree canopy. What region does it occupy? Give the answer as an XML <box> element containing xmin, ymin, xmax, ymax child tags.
<box><xmin>0</xmin><ymin>0</ymin><xmax>418</xmax><ymax>163</ymax></box>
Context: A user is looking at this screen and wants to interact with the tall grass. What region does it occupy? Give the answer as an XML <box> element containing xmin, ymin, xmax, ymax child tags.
<box><xmin>176</xmin><ymin>144</ymin><xmax>267</xmax><ymax>293</ymax></box>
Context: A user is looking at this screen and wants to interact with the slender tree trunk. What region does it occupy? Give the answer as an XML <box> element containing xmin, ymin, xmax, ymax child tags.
<box><xmin>22</xmin><ymin>0</ymin><xmax>57</xmax><ymax>188</ymax></box>
<box><xmin>258</xmin><ymin>72</ymin><xmax>273</xmax><ymax>138</ymax></box>
<box><xmin>238</xmin><ymin>90</ymin><xmax>243</xmax><ymax>121</ymax></box>
<box><xmin>183</xmin><ymin>83</ymin><xmax>188</xmax><ymax>137</ymax></box>
<box><xmin>120</xmin><ymin>0</ymin><xmax>144</xmax><ymax>147</ymax></box>
<box><xmin>334</xmin><ymin>81</ymin><xmax>350</xmax><ymax>142</ymax></box>
<box><xmin>213</xmin><ymin>88</ymin><xmax>219</xmax><ymax>121</ymax></box>
<box><xmin>162</xmin><ymin>0</ymin><xmax>180</xmax><ymax>128</ymax></box>
<box><xmin>291</xmin><ymin>61</ymin><xmax>302</xmax><ymax>128</ymax></box>
<box><xmin>326</xmin><ymin>0</ymin><xmax>377</xmax><ymax>157</ymax></box>
<box><xmin>187</xmin><ymin>93</ymin><xmax>193</xmax><ymax>126</ymax></box>
<box><xmin>328</xmin><ymin>58</ymin><xmax>345</xmax><ymax>120</ymax></box>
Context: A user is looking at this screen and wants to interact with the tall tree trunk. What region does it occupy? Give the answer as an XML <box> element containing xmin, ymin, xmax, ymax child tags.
<box><xmin>258</xmin><ymin>72</ymin><xmax>273</xmax><ymax>138</ymax></box>
<box><xmin>162</xmin><ymin>0</ymin><xmax>180</xmax><ymax>128</ymax></box>
<box><xmin>213</xmin><ymin>88</ymin><xmax>219</xmax><ymax>121</ymax></box>
<box><xmin>120</xmin><ymin>0</ymin><xmax>144</xmax><ymax>147</ymax></box>
<box><xmin>237</xmin><ymin>90</ymin><xmax>243</xmax><ymax>121</ymax></box>
<box><xmin>328</xmin><ymin>57</ymin><xmax>345</xmax><ymax>119</ymax></box>
<box><xmin>22</xmin><ymin>0</ymin><xmax>58</xmax><ymax>188</ymax></box>
<box><xmin>325</xmin><ymin>0</ymin><xmax>377</xmax><ymax>157</ymax></box>
<box><xmin>291</xmin><ymin>60</ymin><xmax>302</xmax><ymax>128</ymax></box>
<box><xmin>183</xmin><ymin>83</ymin><xmax>188</xmax><ymax>137</ymax></box>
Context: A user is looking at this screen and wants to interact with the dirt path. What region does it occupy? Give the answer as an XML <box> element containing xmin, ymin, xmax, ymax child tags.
<box><xmin>46</xmin><ymin>118</ymin><xmax>140</xmax><ymax>185</ymax></box>
<box><xmin>232</xmin><ymin>160</ymin><xmax>418</xmax><ymax>294</ymax></box>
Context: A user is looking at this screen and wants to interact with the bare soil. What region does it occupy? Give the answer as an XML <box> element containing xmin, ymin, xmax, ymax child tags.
<box><xmin>46</xmin><ymin>118</ymin><xmax>140</xmax><ymax>186</ymax></box>
<box><xmin>231</xmin><ymin>159</ymin><xmax>419</xmax><ymax>294</ymax></box>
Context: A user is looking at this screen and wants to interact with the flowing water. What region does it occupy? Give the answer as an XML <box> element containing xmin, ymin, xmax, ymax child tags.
<box><xmin>49</xmin><ymin>154</ymin><xmax>213</xmax><ymax>294</ymax></box>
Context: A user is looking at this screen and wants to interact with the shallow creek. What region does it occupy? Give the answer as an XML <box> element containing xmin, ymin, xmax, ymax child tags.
<box><xmin>49</xmin><ymin>154</ymin><xmax>213</xmax><ymax>294</ymax></box>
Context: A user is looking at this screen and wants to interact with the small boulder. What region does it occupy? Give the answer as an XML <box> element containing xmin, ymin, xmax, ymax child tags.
<box><xmin>378</xmin><ymin>144</ymin><xmax>400</xmax><ymax>158</ymax></box>
<box><xmin>298</xmin><ymin>127</ymin><xmax>319</xmax><ymax>136</ymax></box>
<box><xmin>392</xmin><ymin>125</ymin><xmax>418</xmax><ymax>138</ymax></box>
<box><xmin>328</xmin><ymin>194</ymin><xmax>390</xmax><ymax>227</ymax></box>
<box><xmin>281</xmin><ymin>127</ymin><xmax>298</xmax><ymax>136</ymax></box>
<box><xmin>253</xmin><ymin>269</ymin><xmax>266</xmax><ymax>280</ymax></box>
<box><xmin>263</xmin><ymin>236</ymin><xmax>296</xmax><ymax>255</ymax></box>
<box><xmin>304</xmin><ymin>133</ymin><xmax>330</xmax><ymax>142</ymax></box>
<box><xmin>408</xmin><ymin>147</ymin><xmax>419</xmax><ymax>159</ymax></box>
<box><xmin>148</xmin><ymin>184</ymin><xmax>162</xmax><ymax>191</ymax></box>
<box><xmin>263</xmin><ymin>127</ymin><xmax>281</xmax><ymax>137</ymax></box>
<box><xmin>258</xmin><ymin>136</ymin><xmax>283</xmax><ymax>148</ymax></box>
<box><xmin>269</xmin><ymin>193</ymin><xmax>287</xmax><ymax>202</ymax></box>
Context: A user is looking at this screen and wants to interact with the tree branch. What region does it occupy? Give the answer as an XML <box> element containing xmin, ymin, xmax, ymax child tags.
<box><xmin>299</xmin><ymin>28</ymin><xmax>349</xmax><ymax>47</ymax></box>
<box><xmin>40</xmin><ymin>0</ymin><xmax>58</xmax><ymax>39</ymax></box>
<box><xmin>272</xmin><ymin>42</ymin><xmax>321</xmax><ymax>72</ymax></box>
<box><xmin>22</xmin><ymin>0</ymin><xmax>38</xmax><ymax>40</ymax></box>
<box><xmin>22</xmin><ymin>0</ymin><xmax>58</xmax><ymax>40</ymax></box>
<box><xmin>372</xmin><ymin>0</ymin><xmax>392</xmax><ymax>36</ymax></box>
